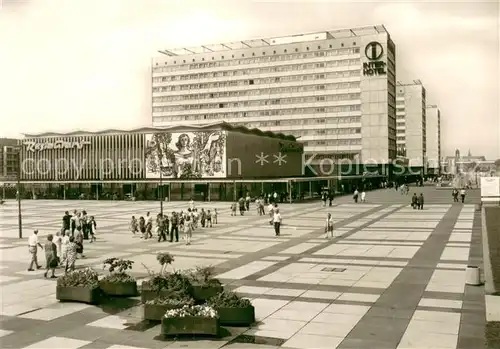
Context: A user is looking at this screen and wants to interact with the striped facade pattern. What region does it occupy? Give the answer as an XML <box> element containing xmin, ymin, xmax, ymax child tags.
<box><xmin>20</xmin><ymin>134</ymin><xmax>146</xmax><ymax>181</ymax></box>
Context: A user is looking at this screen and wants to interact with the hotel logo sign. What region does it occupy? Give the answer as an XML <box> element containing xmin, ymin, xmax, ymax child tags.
<box><xmin>23</xmin><ymin>140</ymin><xmax>91</xmax><ymax>152</ymax></box>
<box><xmin>363</xmin><ymin>41</ymin><xmax>386</xmax><ymax>76</ymax></box>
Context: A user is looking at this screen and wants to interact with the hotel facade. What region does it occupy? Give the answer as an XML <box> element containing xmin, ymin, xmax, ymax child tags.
<box><xmin>151</xmin><ymin>25</ymin><xmax>397</xmax><ymax>176</ymax></box>
<box><xmin>395</xmin><ymin>80</ymin><xmax>427</xmax><ymax>172</ymax></box>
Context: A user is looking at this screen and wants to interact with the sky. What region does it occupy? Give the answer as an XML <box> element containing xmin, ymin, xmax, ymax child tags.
<box><xmin>0</xmin><ymin>0</ymin><xmax>499</xmax><ymax>159</ymax></box>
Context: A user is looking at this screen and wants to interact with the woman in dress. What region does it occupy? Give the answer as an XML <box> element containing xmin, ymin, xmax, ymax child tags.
<box><xmin>75</xmin><ymin>228</ymin><xmax>84</xmax><ymax>258</ymax></box>
<box><xmin>44</xmin><ymin>234</ymin><xmax>58</xmax><ymax>278</ymax></box>
<box><xmin>65</xmin><ymin>236</ymin><xmax>78</xmax><ymax>272</ymax></box>
<box><xmin>60</xmin><ymin>230</ymin><xmax>70</xmax><ymax>266</ymax></box>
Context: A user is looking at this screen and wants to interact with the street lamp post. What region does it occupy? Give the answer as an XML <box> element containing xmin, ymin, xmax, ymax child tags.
<box><xmin>159</xmin><ymin>157</ymin><xmax>163</xmax><ymax>215</ymax></box>
<box><xmin>16</xmin><ymin>147</ymin><xmax>22</xmax><ymax>239</ymax></box>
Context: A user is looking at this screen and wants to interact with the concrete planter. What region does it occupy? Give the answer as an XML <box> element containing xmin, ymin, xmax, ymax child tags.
<box><xmin>143</xmin><ymin>303</ymin><xmax>180</xmax><ymax>321</ymax></box>
<box><xmin>216</xmin><ymin>305</ymin><xmax>255</xmax><ymax>326</ymax></box>
<box><xmin>56</xmin><ymin>286</ymin><xmax>100</xmax><ymax>304</ymax></box>
<box><xmin>99</xmin><ymin>280</ymin><xmax>137</xmax><ymax>297</ymax></box>
<box><xmin>161</xmin><ymin>316</ymin><xmax>219</xmax><ymax>336</ymax></box>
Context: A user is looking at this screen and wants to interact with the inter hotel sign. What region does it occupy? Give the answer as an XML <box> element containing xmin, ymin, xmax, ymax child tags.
<box><xmin>363</xmin><ymin>41</ymin><xmax>387</xmax><ymax>76</ymax></box>
<box><xmin>23</xmin><ymin>140</ymin><xmax>91</xmax><ymax>152</ymax></box>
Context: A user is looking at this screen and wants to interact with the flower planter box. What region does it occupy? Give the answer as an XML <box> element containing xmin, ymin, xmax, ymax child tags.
<box><xmin>191</xmin><ymin>283</ymin><xmax>223</xmax><ymax>303</ymax></box>
<box><xmin>140</xmin><ymin>285</ymin><xmax>173</xmax><ymax>303</ymax></box>
<box><xmin>99</xmin><ymin>280</ymin><xmax>137</xmax><ymax>297</ymax></box>
<box><xmin>161</xmin><ymin>316</ymin><xmax>219</xmax><ymax>337</ymax></box>
<box><xmin>143</xmin><ymin>303</ymin><xmax>180</xmax><ymax>321</ymax></box>
<box><xmin>56</xmin><ymin>286</ymin><xmax>100</xmax><ymax>304</ymax></box>
<box><xmin>216</xmin><ymin>305</ymin><xmax>255</xmax><ymax>326</ymax></box>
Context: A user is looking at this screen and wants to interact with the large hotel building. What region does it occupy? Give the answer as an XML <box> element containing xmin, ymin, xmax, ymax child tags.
<box><xmin>151</xmin><ymin>25</ymin><xmax>397</xmax><ymax>175</ymax></box>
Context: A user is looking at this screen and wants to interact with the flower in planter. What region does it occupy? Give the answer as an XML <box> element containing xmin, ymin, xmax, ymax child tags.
<box><xmin>207</xmin><ymin>290</ymin><xmax>252</xmax><ymax>308</ymax></box>
<box><xmin>101</xmin><ymin>258</ymin><xmax>135</xmax><ymax>283</ymax></box>
<box><xmin>57</xmin><ymin>267</ymin><xmax>99</xmax><ymax>288</ymax></box>
<box><xmin>164</xmin><ymin>304</ymin><xmax>218</xmax><ymax>319</ymax></box>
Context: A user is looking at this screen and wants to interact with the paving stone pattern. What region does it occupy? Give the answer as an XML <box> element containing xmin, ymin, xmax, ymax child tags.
<box><xmin>0</xmin><ymin>187</ymin><xmax>485</xmax><ymax>348</ymax></box>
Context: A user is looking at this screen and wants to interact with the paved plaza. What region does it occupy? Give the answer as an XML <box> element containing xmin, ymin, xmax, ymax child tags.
<box><xmin>0</xmin><ymin>187</ymin><xmax>486</xmax><ymax>348</ymax></box>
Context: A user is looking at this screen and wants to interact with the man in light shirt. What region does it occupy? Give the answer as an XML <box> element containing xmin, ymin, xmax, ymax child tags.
<box><xmin>273</xmin><ymin>208</ymin><xmax>282</xmax><ymax>236</ymax></box>
<box><xmin>28</xmin><ymin>230</ymin><xmax>43</xmax><ymax>271</ymax></box>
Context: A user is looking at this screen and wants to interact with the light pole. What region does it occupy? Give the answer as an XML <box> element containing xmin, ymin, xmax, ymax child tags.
<box><xmin>16</xmin><ymin>147</ymin><xmax>22</xmax><ymax>239</ymax></box>
<box><xmin>159</xmin><ymin>158</ymin><xmax>163</xmax><ymax>216</ymax></box>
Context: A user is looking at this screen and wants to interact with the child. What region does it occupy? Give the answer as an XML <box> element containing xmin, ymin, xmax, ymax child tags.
<box><xmin>213</xmin><ymin>208</ymin><xmax>218</xmax><ymax>224</ymax></box>
<box><xmin>130</xmin><ymin>216</ymin><xmax>138</xmax><ymax>235</ymax></box>
<box><xmin>230</xmin><ymin>203</ymin><xmax>237</xmax><ymax>216</ymax></box>
<box><xmin>206</xmin><ymin>209</ymin><xmax>212</xmax><ymax>227</ymax></box>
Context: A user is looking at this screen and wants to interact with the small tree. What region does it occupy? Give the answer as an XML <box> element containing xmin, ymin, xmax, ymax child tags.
<box><xmin>103</xmin><ymin>258</ymin><xmax>134</xmax><ymax>274</ymax></box>
<box><xmin>156</xmin><ymin>252</ymin><xmax>175</xmax><ymax>274</ymax></box>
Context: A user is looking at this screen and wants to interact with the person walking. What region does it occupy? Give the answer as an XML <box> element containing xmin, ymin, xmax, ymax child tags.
<box><xmin>170</xmin><ymin>212</ymin><xmax>179</xmax><ymax>242</ymax></box>
<box><xmin>460</xmin><ymin>188</ymin><xmax>466</xmax><ymax>203</ymax></box>
<box><xmin>54</xmin><ymin>230</ymin><xmax>62</xmax><ymax>259</ymax></box>
<box><xmin>273</xmin><ymin>208</ymin><xmax>282</xmax><ymax>236</ymax></box>
<box><xmin>418</xmin><ymin>193</ymin><xmax>425</xmax><ymax>210</ymax></box>
<box><xmin>361</xmin><ymin>191</ymin><xmax>366</xmax><ymax>203</ymax></box>
<box><xmin>183</xmin><ymin>215</ymin><xmax>193</xmax><ymax>245</ymax></box>
<box><xmin>353</xmin><ymin>189</ymin><xmax>359</xmax><ymax>203</ymax></box>
<box><xmin>60</xmin><ymin>230</ymin><xmax>69</xmax><ymax>266</ymax></box>
<box><xmin>27</xmin><ymin>230</ymin><xmax>43</xmax><ymax>271</ymax></box>
<box><xmin>65</xmin><ymin>236</ymin><xmax>77</xmax><ymax>273</ymax></box>
<box><xmin>44</xmin><ymin>235</ymin><xmax>58</xmax><ymax>278</ymax></box>
<box><xmin>325</xmin><ymin>213</ymin><xmax>334</xmax><ymax>239</ymax></box>
<box><xmin>411</xmin><ymin>193</ymin><xmax>418</xmax><ymax>209</ymax></box>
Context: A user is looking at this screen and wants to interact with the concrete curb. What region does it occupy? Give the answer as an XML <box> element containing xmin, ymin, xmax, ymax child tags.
<box><xmin>481</xmin><ymin>206</ymin><xmax>497</xmax><ymax>295</ymax></box>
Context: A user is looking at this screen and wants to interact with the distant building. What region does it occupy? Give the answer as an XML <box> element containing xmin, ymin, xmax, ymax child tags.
<box><xmin>395</xmin><ymin>80</ymin><xmax>426</xmax><ymax>171</ymax></box>
<box><xmin>444</xmin><ymin>150</ymin><xmax>488</xmax><ymax>175</ymax></box>
<box><xmin>0</xmin><ymin>138</ymin><xmax>19</xmax><ymax>199</ymax></box>
<box><xmin>0</xmin><ymin>138</ymin><xmax>19</xmax><ymax>180</ymax></box>
<box><xmin>426</xmin><ymin>105</ymin><xmax>441</xmax><ymax>174</ymax></box>
<box><xmin>151</xmin><ymin>25</ymin><xmax>397</xmax><ymax>175</ymax></box>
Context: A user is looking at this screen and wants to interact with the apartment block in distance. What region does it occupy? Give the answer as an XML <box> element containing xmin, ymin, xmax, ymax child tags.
<box><xmin>425</xmin><ymin>105</ymin><xmax>441</xmax><ymax>175</ymax></box>
<box><xmin>151</xmin><ymin>25</ymin><xmax>397</xmax><ymax>177</ymax></box>
<box><xmin>395</xmin><ymin>80</ymin><xmax>427</xmax><ymax>172</ymax></box>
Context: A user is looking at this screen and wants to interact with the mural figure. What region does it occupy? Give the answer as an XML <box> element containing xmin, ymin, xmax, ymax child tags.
<box><xmin>145</xmin><ymin>131</ymin><xmax>226</xmax><ymax>179</ymax></box>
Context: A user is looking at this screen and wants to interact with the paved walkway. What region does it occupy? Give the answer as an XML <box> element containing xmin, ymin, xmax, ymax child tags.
<box><xmin>0</xmin><ymin>187</ymin><xmax>485</xmax><ymax>348</ymax></box>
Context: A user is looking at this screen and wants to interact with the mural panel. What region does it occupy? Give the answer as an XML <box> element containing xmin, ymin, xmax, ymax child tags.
<box><xmin>145</xmin><ymin>130</ymin><xmax>226</xmax><ymax>179</ymax></box>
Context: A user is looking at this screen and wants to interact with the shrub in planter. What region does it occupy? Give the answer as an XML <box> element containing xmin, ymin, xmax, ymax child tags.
<box><xmin>187</xmin><ymin>266</ymin><xmax>223</xmax><ymax>303</ymax></box>
<box><xmin>56</xmin><ymin>268</ymin><xmax>100</xmax><ymax>304</ymax></box>
<box><xmin>161</xmin><ymin>304</ymin><xmax>219</xmax><ymax>337</ymax></box>
<box><xmin>141</xmin><ymin>254</ymin><xmax>192</xmax><ymax>302</ymax></box>
<box><xmin>100</xmin><ymin>258</ymin><xmax>137</xmax><ymax>296</ymax></box>
<box><xmin>207</xmin><ymin>290</ymin><xmax>255</xmax><ymax>326</ymax></box>
<box><xmin>143</xmin><ymin>292</ymin><xmax>194</xmax><ymax>321</ymax></box>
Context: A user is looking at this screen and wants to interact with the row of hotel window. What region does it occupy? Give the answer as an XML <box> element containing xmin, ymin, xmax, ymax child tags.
<box><xmin>153</xmin><ymin>49</ymin><xmax>360</xmax><ymax>72</ymax></box>
<box><xmin>152</xmin><ymin>72</ymin><xmax>361</xmax><ymax>93</ymax></box>
<box><xmin>266</xmin><ymin>127</ymin><xmax>361</xmax><ymax>135</ymax></box>
<box><xmin>153</xmin><ymin>93</ymin><xmax>360</xmax><ymax>112</ymax></box>
<box><xmin>153</xmin><ymin>82</ymin><xmax>361</xmax><ymax>103</ymax></box>
<box><xmin>234</xmin><ymin>116</ymin><xmax>361</xmax><ymax>127</ymax></box>
<box><xmin>301</xmin><ymin>139</ymin><xmax>362</xmax><ymax>146</ymax></box>
<box><xmin>152</xmin><ymin>59</ymin><xmax>361</xmax><ymax>82</ymax></box>
<box><xmin>154</xmin><ymin>106</ymin><xmax>361</xmax><ymax>122</ymax></box>
<box><xmin>157</xmin><ymin>115</ymin><xmax>361</xmax><ymax>126</ymax></box>
<box><xmin>152</xmin><ymin>94</ymin><xmax>362</xmax><ymax>113</ymax></box>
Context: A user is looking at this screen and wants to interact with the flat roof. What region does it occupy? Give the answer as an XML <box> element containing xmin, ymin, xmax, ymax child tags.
<box><xmin>23</xmin><ymin>121</ymin><xmax>297</xmax><ymax>142</ymax></box>
<box><xmin>157</xmin><ymin>25</ymin><xmax>389</xmax><ymax>57</ymax></box>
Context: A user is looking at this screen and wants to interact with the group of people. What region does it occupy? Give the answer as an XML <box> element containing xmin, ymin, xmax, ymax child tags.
<box><xmin>411</xmin><ymin>193</ymin><xmax>425</xmax><ymax>210</ymax></box>
<box><xmin>27</xmin><ymin>209</ymin><xmax>97</xmax><ymax>278</ymax></box>
<box><xmin>129</xmin><ymin>201</ymin><xmax>218</xmax><ymax>245</ymax></box>
<box><xmin>452</xmin><ymin>188</ymin><xmax>467</xmax><ymax>203</ymax></box>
